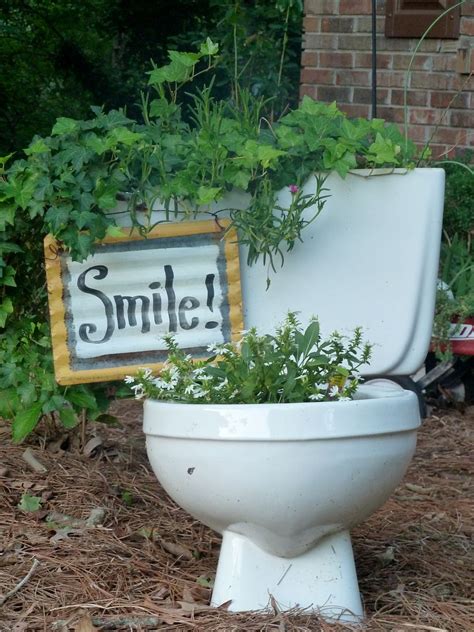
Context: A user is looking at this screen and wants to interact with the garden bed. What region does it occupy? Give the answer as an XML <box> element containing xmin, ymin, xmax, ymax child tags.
<box><xmin>0</xmin><ymin>401</ymin><xmax>472</xmax><ymax>631</ymax></box>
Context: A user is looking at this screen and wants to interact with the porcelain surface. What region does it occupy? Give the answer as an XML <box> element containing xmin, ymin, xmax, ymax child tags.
<box><xmin>144</xmin><ymin>386</ymin><xmax>420</xmax><ymax>558</ymax></box>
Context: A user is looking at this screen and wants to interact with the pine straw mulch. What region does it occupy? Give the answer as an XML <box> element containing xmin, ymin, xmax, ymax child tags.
<box><xmin>0</xmin><ymin>401</ymin><xmax>472</xmax><ymax>632</ymax></box>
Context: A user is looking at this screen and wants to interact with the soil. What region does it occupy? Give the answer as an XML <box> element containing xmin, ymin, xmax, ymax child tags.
<box><xmin>0</xmin><ymin>401</ymin><xmax>472</xmax><ymax>631</ymax></box>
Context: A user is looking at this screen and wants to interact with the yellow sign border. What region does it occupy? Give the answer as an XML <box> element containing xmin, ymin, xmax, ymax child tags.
<box><xmin>44</xmin><ymin>220</ymin><xmax>243</xmax><ymax>385</ymax></box>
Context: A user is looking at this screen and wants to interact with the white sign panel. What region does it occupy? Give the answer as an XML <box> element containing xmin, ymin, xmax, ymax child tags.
<box><xmin>45</xmin><ymin>221</ymin><xmax>243</xmax><ymax>385</ymax></box>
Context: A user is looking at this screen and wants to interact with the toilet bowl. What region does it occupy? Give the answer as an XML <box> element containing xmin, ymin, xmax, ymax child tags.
<box><xmin>144</xmin><ymin>383</ymin><xmax>420</xmax><ymax>621</ymax></box>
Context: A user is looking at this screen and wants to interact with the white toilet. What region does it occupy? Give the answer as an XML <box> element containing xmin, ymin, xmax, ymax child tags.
<box><xmin>143</xmin><ymin>169</ymin><xmax>445</xmax><ymax>621</ymax></box>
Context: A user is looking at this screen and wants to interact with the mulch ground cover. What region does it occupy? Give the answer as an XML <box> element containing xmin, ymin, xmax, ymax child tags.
<box><xmin>0</xmin><ymin>400</ymin><xmax>472</xmax><ymax>632</ymax></box>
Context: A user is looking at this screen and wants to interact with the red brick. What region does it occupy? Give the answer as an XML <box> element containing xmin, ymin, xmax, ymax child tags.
<box><xmin>449</xmin><ymin>109</ymin><xmax>474</xmax><ymax>128</ymax></box>
<box><xmin>451</xmin><ymin>73</ymin><xmax>473</xmax><ymax>92</ymax></box>
<box><xmin>303</xmin><ymin>16</ymin><xmax>321</xmax><ymax>33</ymax></box>
<box><xmin>305</xmin><ymin>0</ymin><xmax>339</xmax><ymax>15</ymax></box>
<box><xmin>319</xmin><ymin>51</ymin><xmax>354</xmax><ymax>68</ymax></box>
<box><xmin>429</xmin><ymin>144</ymin><xmax>452</xmax><ymax>159</ymax></box>
<box><xmin>439</xmin><ymin>41</ymin><xmax>458</xmax><ymax>54</ymax></box>
<box><xmin>303</xmin><ymin>33</ymin><xmax>338</xmax><ymax>49</ymax></box>
<box><xmin>376</xmin><ymin>106</ymin><xmax>405</xmax><ymax>124</ymax></box>
<box><xmin>353</xmin><ymin>87</ymin><xmax>390</xmax><ymax>104</ymax></box>
<box><xmin>301</xmin><ymin>68</ymin><xmax>336</xmax><ymax>85</ymax></box>
<box><xmin>431</xmin><ymin>54</ymin><xmax>458</xmax><ymax>72</ymax></box>
<box><xmin>408</xmin><ymin>108</ymin><xmax>443</xmax><ymax>126</ymax></box>
<box><xmin>460</xmin><ymin>17</ymin><xmax>474</xmax><ymax>36</ymax></box>
<box><xmin>356</xmin><ymin>16</ymin><xmax>385</xmax><ymax>33</ymax></box>
<box><xmin>392</xmin><ymin>54</ymin><xmax>432</xmax><ymax>71</ymax></box>
<box><xmin>391</xmin><ymin>89</ymin><xmax>429</xmax><ymax>107</ymax></box>
<box><xmin>338</xmin><ymin>34</ymin><xmax>372</xmax><ymax>50</ymax></box>
<box><xmin>301</xmin><ymin>51</ymin><xmax>318</xmax><ymax>67</ymax></box>
<box><xmin>431</xmin><ymin>127</ymin><xmax>467</xmax><ymax>146</ymax></box>
<box><xmin>378</xmin><ymin>38</ymin><xmax>439</xmax><ymax>53</ymax></box>
<box><xmin>336</xmin><ymin>69</ymin><xmax>370</xmax><ymax>86</ymax></box>
<box><xmin>430</xmin><ymin>144</ymin><xmax>472</xmax><ymax>160</ymax></box>
<box><xmin>317</xmin><ymin>85</ymin><xmax>352</xmax><ymax>102</ymax></box>
<box><xmin>461</xmin><ymin>3</ymin><xmax>474</xmax><ymax>16</ymax></box>
<box><xmin>339</xmin><ymin>103</ymin><xmax>371</xmax><ymax>118</ymax></box>
<box><xmin>430</xmin><ymin>91</ymin><xmax>470</xmax><ymax>109</ymax></box>
<box><xmin>355</xmin><ymin>52</ymin><xmax>392</xmax><ymax>69</ymax></box>
<box><xmin>376</xmin><ymin>70</ymin><xmax>407</xmax><ymax>88</ymax></box>
<box><xmin>321</xmin><ymin>16</ymin><xmax>355</xmax><ymax>33</ymax></box>
<box><xmin>405</xmin><ymin>124</ymin><xmax>428</xmax><ymax>144</ymax></box>
<box><xmin>339</xmin><ymin>0</ymin><xmax>372</xmax><ymax>15</ymax></box>
<box><xmin>410</xmin><ymin>72</ymin><xmax>456</xmax><ymax>91</ymax></box>
<box><xmin>299</xmin><ymin>84</ymin><xmax>318</xmax><ymax>101</ymax></box>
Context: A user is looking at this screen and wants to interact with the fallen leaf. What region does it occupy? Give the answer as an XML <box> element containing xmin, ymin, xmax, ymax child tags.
<box><xmin>22</xmin><ymin>447</ymin><xmax>47</xmax><ymax>473</ymax></box>
<box><xmin>150</xmin><ymin>585</ymin><xmax>169</xmax><ymax>600</ymax></box>
<box><xmin>46</xmin><ymin>511</ymin><xmax>85</xmax><ymax>528</ymax></box>
<box><xmin>18</xmin><ymin>492</ymin><xmax>42</xmax><ymax>512</ymax></box>
<box><xmin>136</xmin><ymin>526</ymin><xmax>154</xmax><ymax>540</ymax></box>
<box><xmin>72</xmin><ymin>613</ymin><xmax>98</xmax><ymax>632</ymax></box>
<box><xmin>196</xmin><ymin>575</ymin><xmax>214</xmax><ymax>588</ymax></box>
<box><xmin>83</xmin><ymin>436</ymin><xmax>103</xmax><ymax>457</ymax></box>
<box><xmin>160</xmin><ymin>540</ymin><xmax>194</xmax><ymax>560</ymax></box>
<box><xmin>50</xmin><ymin>526</ymin><xmax>84</xmax><ymax>544</ymax></box>
<box><xmin>46</xmin><ymin>434</ymin><xmax>69</xmax><ymax>453</ymax></box>
<box><xmin>376</xmin><ymin>546</ymin><xmax>395</xmax><ymax>565</ymax></box>
<box><xmin>182</xmin><ymin>586</ymin><xmax>195</xmax><ymax>603</ymax></box>
<box><xmin>85</xmin><ymin>507</ymin><xmax>106</xmax><ymax>527</ymax></box>
<box><xmin>405</xmin><ymin>483</ymin><xmax>434</xmax><ymax>494</ymax></box>
<box><xmin>177</xmin><ymin>600</ymin><xmax>214</xmax><ymax>613</ymax></box>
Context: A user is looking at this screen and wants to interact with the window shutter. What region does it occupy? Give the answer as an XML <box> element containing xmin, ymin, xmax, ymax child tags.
<box><xmin>385</xmin><ymin>0</ymin><xmax>461</xmax><ymax>38</ymax></box>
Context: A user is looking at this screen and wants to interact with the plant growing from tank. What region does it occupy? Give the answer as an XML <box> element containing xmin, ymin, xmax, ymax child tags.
<box><xmin>126</xmin><ymin>313</ymin><xmax>372</xmax><ymax>404</ymax></box>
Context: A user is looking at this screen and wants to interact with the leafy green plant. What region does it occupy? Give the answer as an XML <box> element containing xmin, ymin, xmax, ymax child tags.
<box><xmin>126</xmin><ymin>313</ymin><xmax>372</xmax><ymax>404</ymax></box>
<box><xmin>442</xmin><ymin>152</ymin><xmax>473</xmax><ymax>240</ymax></box>
<box><xmin>432</xmin><ymin>150</ymin><xmax>473</xmax><ymax>359</ymax></box>
<box><xmin>0</xmin><ymin>320</ymin><xmax>111</xmax><ymax>442</ymax></box>
<box><xmin>171</xmin><ymin>0</ymin><xmax>304</xmax><ymax>121</ymax></box>
<box><xmin>433</xmin><ymin>234</ymin><xmax>474</xmax><ymax>359</ymax></box>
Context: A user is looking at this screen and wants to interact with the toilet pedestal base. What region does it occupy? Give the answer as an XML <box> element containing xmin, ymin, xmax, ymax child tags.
<box><xmin>211</xmin><ymin>529</ymin><xmax>363</xmax><ymax>623</ymax></box>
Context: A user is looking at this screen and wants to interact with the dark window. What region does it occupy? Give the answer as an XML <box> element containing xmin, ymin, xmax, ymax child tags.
<box><xmin>385</xmin><ymin>0</ymin><xmax>461</xmax><ymax>38</ymax></box>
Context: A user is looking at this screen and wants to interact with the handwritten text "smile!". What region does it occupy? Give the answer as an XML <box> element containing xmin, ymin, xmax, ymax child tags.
<box><xmin>76</xmin><ymin>264</ymin><xmax>219</xmax><ymax>344</ymax></box>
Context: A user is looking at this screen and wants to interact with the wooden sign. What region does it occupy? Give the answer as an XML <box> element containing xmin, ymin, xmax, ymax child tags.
<box><xmin>44</xmin><ymin>220</ymin><xmax>243</xmax><ymax>385</ymax></box>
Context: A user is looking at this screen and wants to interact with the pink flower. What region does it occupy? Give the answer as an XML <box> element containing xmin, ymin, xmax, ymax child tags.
<box><xmin>289</xmin><ymin>184</ymin><xmax>299</xmax><ymax>194</ymax></box>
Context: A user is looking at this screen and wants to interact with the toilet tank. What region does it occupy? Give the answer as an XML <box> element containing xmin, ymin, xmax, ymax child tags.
<box><xmin>239</xmin><ymin>168</ymin><xmax>445</xmax><ymax>376</ymax></box>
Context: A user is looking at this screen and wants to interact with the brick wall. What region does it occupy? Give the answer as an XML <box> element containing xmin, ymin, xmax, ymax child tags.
<box><xmin>301</xmin><ymin>0</ymin><xmax>474</xmax><ymax>158</ymax></box>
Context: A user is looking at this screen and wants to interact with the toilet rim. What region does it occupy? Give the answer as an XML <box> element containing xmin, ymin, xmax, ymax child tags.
<box><xmin>143</xmin><ymin>384</ymin><xmax>421</xmax><ymax>441</ymax></box>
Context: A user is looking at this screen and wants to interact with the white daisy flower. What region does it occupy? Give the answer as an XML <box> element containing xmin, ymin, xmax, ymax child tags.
<box><xmin>329</xmin><ymin>385</ymin><xmax>340</xmax><ymax>398</ymax></box>
<box><xmin>215</xmin><ymin>378</ymin><xmax>229</xmax><ymax>391</ymax></box>
<box><xmin>124</xmin><ymin>375</ymin><xmax>135</xmax><ymax>384</ymax></box>
<box><xmin>131</xmin><ymin>384</ymin><xmax>145</xmax><ymax>399</ymax></box>
<box><xmin>152</xmin><ymin>377</ymin><xmax>168</xmax><ymax>389</ymax></box>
